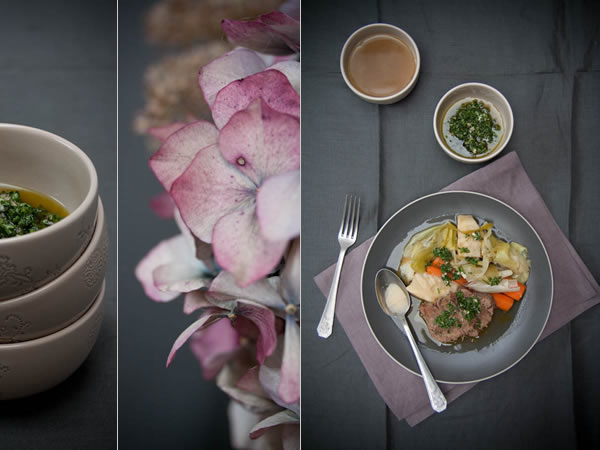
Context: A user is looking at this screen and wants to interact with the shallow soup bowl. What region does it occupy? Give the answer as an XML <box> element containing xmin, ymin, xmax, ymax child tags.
<box><xmin>0</xmin><ymin>124</ymin><xmax>98</xmax><ymax>300</ymax></box>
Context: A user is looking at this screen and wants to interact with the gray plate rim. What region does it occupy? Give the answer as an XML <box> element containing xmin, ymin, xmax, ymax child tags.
<box><xmin>360</xmin><ymin>190</ymin><xmax>554</xmax><ymax>384</ymax></box>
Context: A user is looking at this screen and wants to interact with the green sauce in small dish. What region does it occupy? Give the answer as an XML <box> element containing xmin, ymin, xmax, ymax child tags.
<box><xmin>442</xmin><ymin>98</ymin><xmax>503</xmax><ymax>158</ymax></box>
<box><xmin>0</xmin><ymin>190</ymin><xmax>65</xmax><ymax>238</ymax></box>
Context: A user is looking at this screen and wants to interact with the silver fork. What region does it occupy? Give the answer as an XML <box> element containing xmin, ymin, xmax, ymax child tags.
<box><xmin>317</xmin><ymin>195</ymin><xmax>360</xmax><ymax>338</ymax></box>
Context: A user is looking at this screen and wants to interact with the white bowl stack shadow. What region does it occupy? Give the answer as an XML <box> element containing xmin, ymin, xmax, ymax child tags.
<box><xmin>0</xmin><ymin>124</ymin><xmax>107</xmax><ymax>400</ymax></box>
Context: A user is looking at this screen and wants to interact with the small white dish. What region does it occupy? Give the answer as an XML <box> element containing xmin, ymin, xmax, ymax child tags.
<box><xmin>0</xmin><ymin>280</ymin><xmax>104</xmax><ymax>400</ymax></box>
<box><xmin>0</xmin><ymin>198</ymin><xmax>107</xmax><ymax>343</ymax></box>
<box><xmin>0</xmin><ymin>124</ymin><xmax>99</xmax><ymax>300</ymax></box>
<box><xmin>340</xmin><ymin>23</ymin><xmax>420</xmax><ymax>104</ymax></box>
<box><xmin>433</xmin><ymin>83</ymin><xmax>514</xmax><ymax>164</ymax></box>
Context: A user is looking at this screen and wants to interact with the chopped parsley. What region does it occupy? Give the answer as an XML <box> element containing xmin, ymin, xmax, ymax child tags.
<box><xmin>448</xmin><ymin>99</ymin><xmax>501</xmax><ymax>155</ymax></box>
<box><xmin>440</xmin><ymin>262</ymin><xmax>461</xmax><ymax>285</ymax></box>
<box><xmin>472</xmin><ymin>231</ymin><xmax>482</xmax><ymax>241</ymax></box>
<box><xmin>456</xmin><ymin>290</ymin><xmax>481</xmax><ymax>321</ymax></box>
<box><xmin>433</xmin><ymin>247</ymin><xmax>453</xmax><ymax>262</ymax></box>
<box><xmin>0</xmin><ymin>191</ymin><xmax>63</xmax><ymax>238</ymax></box>
<box><xmin>434</xmin><ymin>304</ymin><xmax>461</xmax><ymax>329</ymax></box>
<box><xmin>465</xmin><ymin>257</ymin><xmax>481</xmax><ymax>267</ymax></box>
<box><xmin>485</xmin><ymin>276</ymin><xmax>502</xmax><ymax>286</ymax></box>
<box><xmin>459</xmin><ymin>247</ymin><xmax>470</xmax><ymax>253</ymax></box>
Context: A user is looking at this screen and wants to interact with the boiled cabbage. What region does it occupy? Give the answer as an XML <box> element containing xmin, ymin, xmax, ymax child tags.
<box><xmin>399</xmin><ymin>222</ymin><xmax>457</xmax><ymax>284</ymax></box>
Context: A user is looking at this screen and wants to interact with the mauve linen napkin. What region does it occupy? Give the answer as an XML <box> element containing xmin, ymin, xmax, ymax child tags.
<box><xmin>313</xmin><ymin>152</ymin><xmax>600</xmax><ymax>426</ymax></box>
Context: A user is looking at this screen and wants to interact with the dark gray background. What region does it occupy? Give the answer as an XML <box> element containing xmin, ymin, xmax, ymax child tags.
<box><xmin>302</xmin><ymin>0</ymin><xmax>600</xmax><ymax>449</ymax></box>
<box><xmin>118</xmin><ymin>0</ymin><xmax>231</xmax><ymax>448</ymax></box>
<box><xmin>0</xmin><ymin>0</ymin><xmax>117</xmax><ymax>448</ymax></box>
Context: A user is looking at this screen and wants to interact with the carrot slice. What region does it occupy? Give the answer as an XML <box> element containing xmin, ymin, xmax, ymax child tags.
<box><xmin>426</xmin><ymin>265</ymin><xmax>443</xmax><ymax>277</ymax></box>
<box><xmin>493</xmin><ymin>293</ymin><xmax>514</xmax><ymax>311</ymax></box>
<box><xmin>504</xmin><ymin>282</ymin><xmax>526</xmax><ymax>301</ymax></box>
<box><xmin>431</xmin><ymin>257</ymin><xmax>444</xmax><ymax>267</ymax></box>
<box><xmin>454</xmin><ymin>277</ymin><xmax>467</xmax><ymax>286</ymax></box>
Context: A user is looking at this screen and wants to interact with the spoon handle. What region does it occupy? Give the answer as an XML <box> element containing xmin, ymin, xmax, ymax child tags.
<box><xmin>400</xmin><ymin>318</ymin><xmax>447</xmax><ymax>413</ymax></box>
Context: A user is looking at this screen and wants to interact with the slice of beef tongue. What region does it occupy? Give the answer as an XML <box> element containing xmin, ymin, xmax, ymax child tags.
<box><xmin>419</xmin><ymin>287</ymin><xmax>494</xmax><ymax>344</ymax></box>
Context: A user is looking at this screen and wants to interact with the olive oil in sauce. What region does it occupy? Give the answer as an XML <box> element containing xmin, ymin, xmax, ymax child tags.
<box><xmin>0</xmin><ymin>184</ymin><xmax>69</xmax><ymax>238</ymax></box>
<box><xmin>346</xmin><ymin>34</ymin><xmax>416</xmax><ymax>97</ymax></box>
<box><xmin>0</xmin><ymin>184</ymin><xmax>69</xmax><ymax>217</ymax></box>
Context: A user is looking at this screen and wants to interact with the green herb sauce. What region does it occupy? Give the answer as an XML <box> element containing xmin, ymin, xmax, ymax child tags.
<box><xmin>442</xmin><ymin>98</ymin><xmax>503</xmax><ymax>158</ymax></box>
<box><xmin>433</xmin><ymin>247</ymin><xmax>453</xmax><ymax>262</ymax></box>
<box><xmin>456</xmin><ymin>290</ymin><xmax>481</xmax><ymax>321</ymax></box>
<box><xmin>485</xmin><ymin>276</ymin><xmax>502</xmax><ymax>286</ymax></box>
<box><xmin>434</xmin><ymin>303</ymin><xmax>461</xmax><ymax>329</ymax></box>
<box><xmin>465</xmin><ymin>256</ymin><xmax>481</xmax><ymax>267</ymax></box>
<box><xmin>0</xmin><ymin>191</ymin><xmax>63</xmax><ymax>238</ymax></box>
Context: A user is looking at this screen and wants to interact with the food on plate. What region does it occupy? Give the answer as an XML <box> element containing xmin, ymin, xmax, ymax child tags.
<box><xmin>419</xmin><ymin>287</ymin><xmax>494</xmax><ymax>344</ymax></box>
<box><xmin>442</xmin><ymin>98</ymin><xmax>503</xmax><ymax>158</ymax></box>
<box><xmin>399</xmin><ymin>214</ymin><xmax>530</xmax><ymax>343</ymax></box>
<box><xmin>0</xmin><ymin>187</ymin><xmax>67</xmax><ymax>238</ymax></box>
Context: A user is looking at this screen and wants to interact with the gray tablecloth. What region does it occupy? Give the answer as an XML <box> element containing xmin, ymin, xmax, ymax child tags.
<box><xmin>0</xmin><ymin>1</ymin><xmax>117</xmax><ymax>447</ymax></box>
<box><xmin>302</xmin><ymin>0</ymin><xmax>600</xmax><ymax>448</ymax></box>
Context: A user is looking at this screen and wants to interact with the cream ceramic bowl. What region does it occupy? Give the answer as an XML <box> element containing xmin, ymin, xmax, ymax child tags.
<box><xmin>0</xmin><ymin>280</ymin><xmax>104</xmax><ymax>400</ymax></box>
<box><xmin>340</xmin><ymin>23</ymin><xmax>420</xmax><ymax>104</ymax></box>
<box><xmin>0</xmin><ymin>124</ymin><xmax>98</xmax><ymax>300</ymax></box>
<box><xmin>0</xmin><ymin>198</ymin><xmax>107</xmax><ymax>343</ymax></box>
<box><xmin>433</xmin><ymin>83</ymin><xmax>514</xmax><ymax>164</ymax></box>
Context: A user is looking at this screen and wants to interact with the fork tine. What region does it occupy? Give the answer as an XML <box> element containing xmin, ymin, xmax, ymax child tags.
<box><xmin>347</xmin><ymin>196</ymin><xmax>357</xmax><ymax>238</ymax></box>
<box><xmin>352</xmin><ymin>197</ymin><xmax>360</xmax><ymax>238</ymax></box>
<box><xmin>339</xmin><ymin>195</ymin><xmax>349</xmax><ymax>235</ymax></box>
<box><xmin>345</xmin><ymin>195</ymin><xmax>356</xmax><ymax>237</ymax></box>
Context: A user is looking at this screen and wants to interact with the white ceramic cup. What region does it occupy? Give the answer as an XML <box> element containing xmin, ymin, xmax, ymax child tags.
<box><xmin>0</xmin><ymin>198</ymin><xmax>107</xmax><ymax>343</ymax></box>
<box><xmin>0</xmin><ymin>280</ymin><xmax>105</xmax><ymax>400</ymax></box>
<box><xmin>0</xmin><ymin>124</ymin><xmax>99</xmax><ymax>300</ymax></box>
<box><xmin>340</xmin><ymin>23</ymin><xmax>420</xmax><ymax>104</ymax></box>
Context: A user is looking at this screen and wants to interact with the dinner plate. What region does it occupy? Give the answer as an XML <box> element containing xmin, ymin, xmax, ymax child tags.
<box><xmin>361</xmin><ymin>191</ymin><xmax>553</xmax><ymax>383</ymax></box>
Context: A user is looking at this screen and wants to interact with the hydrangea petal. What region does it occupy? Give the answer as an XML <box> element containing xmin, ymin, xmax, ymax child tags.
<box><xmin>150</xmin><ymin>121</ymin><xmax>218</xmax><ymax>191</ymax></box>
<box><xmin>236</xmin><ymin>366</ymin><xmax>266</xmax><ymax>397</ymax></box>
<box><xmin>135</xmin><ymin>234</ymin><xmax>202</xmax><ymax>302</ymax></box>
<box><xmin>249</xmin><ymin>410</ymin><xmax>299</xmax><ymax>439</ymax></box>
<box><xmin>227</xmin><ymin>401</ymin><xmax>261</xmax><ymax>450</ymax></box>
<box><xmin>147</xmin><ymin>121</ymin><xmax>189</xmax><ymax>143</ymax></box>
<box><xmin>279</xmin><ymin>0</ymin><xmax>300</xmax><ymax>20</ymax></box>
<box><xmin>282</xmin><ymin>424</ymin><xmax>300</xmax><ymax>450</ymax></box>
<box><xmin>189</xmin><ymin>318</ymin><xmax>240</xmax><ymax>379</ymax></box>
<box><xmin>150</xmin><ymin>191</ymin><xmax>175</xmax><ymax>219</ymax></box>
<box><xmin>152</xmin><ymin>263</ymin><xmax>210</xmax><ymax>293</ymax></box>
<box><xmin>209</xmin><ymin>271</ymin><xmax>285</xmax><ymax>311</ymax></box>
<box><xmin>212</xmin><ymin>208</ymin><xmax>288</xmax><ymax>287</ymax></box>
<box><xmin>183</xmin><ymin>290</ymin><xmax>213</xmax><ymax>315</ymax></box>
<box><xmin>218</xmin><ymin>364</ymin><xmax>281</xmax><ymax>415</ymax></box>
<box><xmin>171</xmin><ymin>144</ymin><xmax>255</xmax><ymax>243</ymax></box>
<box><xmin>166</xmin><ymin>309</ymin><xmax>224</xmax><ymax>366</ymax></box>
<box><xmin>279</xmin><ymin>316</ymin><xmax>299</xmax><ymax>403</ymax></box>
<box><xmin>218</xmin><ymin>98</ymin><xmax>300</xmax><ymax>185</ymax></box>
<box><xmin>256</xmin><ymin>170</ymin><xmax>300</xmax><ymax>242</ymax></box>
<box><xmin>235</xmin><ymin>301</ymin><xmax>277</xmax><ymax>364</ymax></box>
<box><xmin>198</xmin><ymin>49</ymin><xmax>267</xmax><ymax>108</ymax></box>
<box><xmin>258</xmin><ymin>12</ymin><xmax>300</xmax><ymax>51</ymax></box>
<box><xmin>222</xmin><ymin>12</ymin><xmax>299</xmax><ymax>56</ymax></box>
<box><xmin>212</xmin><ymin>70</ymin><xmax>300</xmax><ymax>129</ymax></box>
<box><xmin>270</xmin><ymin>61</ymin><xmax>300</xmax><ymax>93</ymax></box>
<box><xmin>281</xmin><ymin>238</ymin><xmax>300</xmax><ymax>306</ymax></box>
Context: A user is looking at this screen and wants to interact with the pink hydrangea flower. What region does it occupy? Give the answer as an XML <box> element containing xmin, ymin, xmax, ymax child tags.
<box><xmin>150</xmin><ymin>50</ymin><xmax>299</xmax><ymax>287</ymax></box>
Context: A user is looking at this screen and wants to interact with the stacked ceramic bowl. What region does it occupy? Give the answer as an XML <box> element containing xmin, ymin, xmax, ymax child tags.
<box><xmin>0</xmin><ymin>124</ymin><xmax>107</xmax><ymax>400</ymax></box>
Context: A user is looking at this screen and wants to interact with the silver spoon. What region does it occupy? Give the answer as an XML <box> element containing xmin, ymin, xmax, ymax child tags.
<box><xmin>375</xmin><ymin>268</ymin><xmax>447</xmax><ymax>413</ymax></box>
